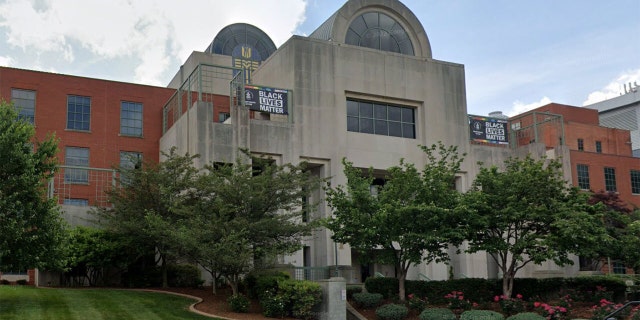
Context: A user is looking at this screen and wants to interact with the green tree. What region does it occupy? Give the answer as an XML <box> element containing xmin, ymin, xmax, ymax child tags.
<box><xmin>462</xmin><ymin>155</ymin><xmax>608</xmax><ymax>298</ymax></box>
<box><xmin>0</xmin><ymin>100</ymin><xmax>66</xmax><ymax>271</ymax></box>
<box><xmin>325</xmin><ymin>143</ymin><xmax>466</xmax><ymax>301</ymax></box>
<box><xmin>587</xmin><ymin>191</ymin><xmax>640</xmax><ymax>272</ymax></box>
<box><xmin>178</xmin><ymin>153</ymin><xmax>322</xmax><ymax>295</ymax></box>
<box><xmin>63</xmin><ymin>226</ymin><xmax>134</xmax><ymax>286</ymax></box>
<box><xmin>95</xmin><ymin>148</ymin><xmax>200</xmax><ymax>288</ymax></box>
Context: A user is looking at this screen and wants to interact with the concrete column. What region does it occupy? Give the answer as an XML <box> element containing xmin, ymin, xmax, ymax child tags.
<box><xmin>318</xmin><ymin>277</ymin><xmax>346</xmax><ymax>320</ymax></box>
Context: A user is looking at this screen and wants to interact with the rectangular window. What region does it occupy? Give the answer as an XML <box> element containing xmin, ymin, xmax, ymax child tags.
<box><xmin>595</xmin><ymin>141</ymin><xmax>602</xmax><ymax>153</ymax></box>
<box><xmin>631</xmin><ymin>170</ymin><xmax>640</xmax><ymax>194</ymax></box>
<box><xmin>67</xmin><ymin>95</ymin><xmax>91</xmax><ymax>131</ymax></box>
<box><xmin>577</xmin><ymin>164</ymin><xmax>590</xmax><ymax>190</ymax></box>
<box><xmin>65</xmin><ymin>147</ymin><xmax>89</xmax><ymax>184</ymax></box>
<box><xmin>604</xmin><ymin>167</ymin><xmax>617</xmax><ymax>192</ymax></box>
<box><xmin>219</xmin><ymin>112</ymin><xmax>230</xmax><ymax>123</ymax></box>
<box><xmin>120</xmin><ymin>151</ymin><xmax>142</xmax><ymax>184</ymax></box>
<box><xmin>11</xmin><ymin>89</ymin><xmax>36</xmax><ymax>124</ymax></box>
<box><xmin>347</xmin><ymin>99</ymin><xmax>415</xmax><ymax>139</ymax></box>
<box><xmin>577</xmin><ymin>138</ymin><xmax>584</xmax><ymax>151</ymax></box>
<box><xmin>63</xmin><ymin>198</ymin><xmax>89</xmax><ymax>206</ymax></box>
<box><xmin>120</xmin><ymin>101</ymin><xmax>143</xmax><ymax>136</ymax></box>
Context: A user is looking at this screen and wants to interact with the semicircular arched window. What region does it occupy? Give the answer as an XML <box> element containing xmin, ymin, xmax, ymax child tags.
<box><xmin>345</xmin><ymin>12</ymin><xmax>414</xmax><ymax>55</ymax></box>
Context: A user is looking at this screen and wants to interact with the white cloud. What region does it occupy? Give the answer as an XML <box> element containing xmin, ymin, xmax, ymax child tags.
<box><xmin>582</xmin><ymin>68</ymin><xmax>640</xmax><ymax>106</ymax></box>
<box><xmin>506</xmin><ymin>96</ymin><xmax>552</xmax><ymax>117</ymax></box>
<box><xmin>0</xmin><ymin>0</ymin><xmax>308</xmax><ymax>85</ymax></box>
<box><xmin>0</xmin><ymin>56</ymin><xmax>13</xmax><ymax>66</ymax></box>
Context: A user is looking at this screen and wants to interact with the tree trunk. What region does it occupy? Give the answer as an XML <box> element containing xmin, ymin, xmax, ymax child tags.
<box><xmin>210</xmin><ymin>270</ymin><xmax>217</xmax><ymax>294</ymax></box>
<box><xmin>502</xmin><ymin>272</ymin><xmax>514</xmax><ymax>298</ymax></box>
<box><xmin>398</xmin><ymin>268</ymin><xmax>407</xmax><ymax>301</ymax></box>
<box><xmin>161</xmin><ymin>255</ymin><xmax>168</xmax><ymax>288</ymax></box>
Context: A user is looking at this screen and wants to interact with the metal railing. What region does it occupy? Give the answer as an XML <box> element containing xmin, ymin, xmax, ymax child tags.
<box><xmin>291</xmin><ymin>266</ymin><xmax>356</xmax><ymax>283</ymax></box>
<box><xmin>602</xmin><ymin>301</ymin><xmax>640</xmax><ymax>320</ymax></box>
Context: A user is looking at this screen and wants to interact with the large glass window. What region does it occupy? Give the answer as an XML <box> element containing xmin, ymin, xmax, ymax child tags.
<box><xmin>345</xmin><ymin>11</ymin><xmax>414</xmax><ymax>55</ymax></box>
<box><xmin>631</xmin><ymin>170</ymin><xmax>640</xmax><ymax>194</ymax></box>
<box><xmin>11</xmin><ymin>89</ymin><xmax>36</xmax><ymax>124</ymax></box>
<box><xmin>67</xmin><ymin>95</ymin><xmax>91</xmax><ymax>131</ymax></box>
<box><xmin>63</xmin><ymin>198</ymin><xmax>89</xmax><ymax>206</ymax></box>
<box><xmin>120</xmin><ymin>101</ymin><xmax>143</xmax><ymax>136</ymax></box>
<box><xmin>604</xmin><ymin>167</ymin><xmax>617</xmax><ymax>192</ymax></box>
<box><xmin>347</xmin><ymin>99</ymin><xmax>415</xmax><ymax>138</ymax></box>
<box><xmin>576</xmin><ymin>164</ymin><xmax>590</xmax><ymax>190</ymax></box>
<box><xmin>120</xmin><ymin>151</ymin><xmax>142</xmax><ymax>185</ymax></box>
<box><xmin>65</xmin><ymin>147</ymin><xmax>89</xmax><ymax>184</ymax></box>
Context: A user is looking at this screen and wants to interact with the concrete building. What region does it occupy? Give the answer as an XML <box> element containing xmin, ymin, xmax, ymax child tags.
<box><xmin>2</xmin><ymin>0</ymin><xmax>598</xmax><ymax>284</ymax></box>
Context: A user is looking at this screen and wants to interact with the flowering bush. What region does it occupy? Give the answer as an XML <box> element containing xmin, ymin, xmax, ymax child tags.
<box><xmin>589</xmin><ymin>299</ymin><xmax>626</xmax><ymax>320</ymax></box>
<box><xmin>227</xmin><ymin>294</ymin><xmax>250</xmax><ymax>313</ymax></box>
<box><xmin>444</xmin><ymin>291</ymin><xmax>474</xmax><ymax>311</ymax></box>
<box><xmin>533</xmin><ymin>302</ymin><xmax>569</xmax><ymax>320</ymax></box>
<box><xmin>495</xmin><ymin>294</ymin><xmax>526</xmax><ymax>316</ymax></box>
<box><xmin>407</xmin><ymin>293</ymin><xmax>428</xmax><ymax>312</ymax></box>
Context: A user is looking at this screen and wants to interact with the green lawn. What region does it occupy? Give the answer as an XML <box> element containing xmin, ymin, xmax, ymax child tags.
<box><xmin>0</xmin><ymin>286</ymin><xmax>216</xmax><ymax>320</ymax></box>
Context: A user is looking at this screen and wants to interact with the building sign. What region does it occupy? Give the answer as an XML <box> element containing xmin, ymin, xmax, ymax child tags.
<box><xmin>469</xmin><ymin>115</ymin><xmax>509</xmax><ymax>144</ymax></box>
<box><xmin>245</xmin><ymin>85</ymin><xmax>289</xmax><ymax>114</ymax></box>
<box><xmin>232</xmin><ymin>45</ymin><xmax>261</xmax><ymax>83</ymax></box>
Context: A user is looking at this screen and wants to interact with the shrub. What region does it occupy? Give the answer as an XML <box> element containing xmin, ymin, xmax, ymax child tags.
<box><xmin>375</xmin><ymin>303</ymin><xmax>408</xmax><ymax>320</ymax></box>
<box><xmin>248</xmin><ymin>271</ymin><xmax>290</xmax><ymax>300</ymax></box>
<box><xmin>506</xmin><ymin>312</ymin><xmax>546</xmax><ymax>320</ymax></box>
<box><xmin>460</xmin><ymin>310</ymin><xmax>504</xmax><ymax>320</ymax></box>
<box><xmin>495</xmin><ymin>294</ymin><xmax>526</xmax><ymax>316</ymax></box>
<box><xmin>419</xmin><ymin>308</ymin><xmax>456</xmax><ymax>320</ymax></box>
<box><xmin>353</xmin><ymin>292</ymin><xmax>383</xmax><ymax>309</ymax></box>
<box><xmin>277</xmin><ymin>279</ymin><xmax>322</xmax><ymax>319</ymax></box>
<box><xmin>346</xmin><ymin>284</ymin><xmax>363</xmax><ymax>300</ymax></box>
<box><xmin>16</xmin><ymin>279</ymin><xmax>28</xmax><ymax>285</ymax></box>
<box><xmin>227</xmin><ymin>294</ymin><xmax>250</xmax><ymax>313</ymax></box>
<box><xmin>1</xmin><ymin>279</ymin><xmax>10</xmax><ymax>285</ymax></box>
<box><xmin>589</xmin><ymin>299</ymin><xmax>627</xmax><ymax>320</ymax></box>
<box><xmin>406</xmin><ymin>293</ymin><xmax>428</xmax><ymax>312</ymax></box>
<box><xmin>533</xmin><ymin>302</ymin><xmax>569</xmax><ymax>320</ymax></box>
<box><xmin>261</xmin><ymin>293</ymin><xmax>287</xmax><ymax>318</ymax></box>
<box><xmin>444</xmin><ymin>291</ymin><xmax>474</xmax><ymax>310</ymax></box>
<box><xmin>167</xmin><ymin>264</ymin><xmax>203</xmax><ymax>288</ymax></box>
<box><xmin>365</xmin><ymin>277</ymin><xmax>398</xmax><ymax>299</ymax></box>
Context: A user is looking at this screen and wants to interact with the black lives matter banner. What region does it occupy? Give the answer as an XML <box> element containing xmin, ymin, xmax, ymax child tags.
<box><xmin>469</xmin><ymin>115</ymin><xmax>509</xmax><ymax>145</ymax></box>
<box><xmin>245</xmin><ymin>85</ymin><xmax>289</xmax><ymax>115</ymax></box>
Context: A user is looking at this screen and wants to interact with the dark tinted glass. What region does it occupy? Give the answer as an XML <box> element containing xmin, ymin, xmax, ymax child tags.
<box><xmin>375</xmin><ymin>120</ymin><xmax>388</xmax><ymax>135</ymax></box>
<box><xmin>374</xmin><ymin>104</ymin><xmax>387</xmax><ymax>119</ymax></box>
<box><xmin>359</xmin><ymin>102</ymin><xmax>373</xmax><ymax>118</ymax></box>
<box><xmin>389</xmin><ymin>122</ymin><xmax>402</xmax><ymax>137</ymax></box>
<box><xmin>347</xmin><ymin>116</ymin><xmax>359</xmax><ymax>132</ymax></box>
<box><xmin>347</xmin><ymin>100</ymin><xmax>359</xmax><ymax>116</ymax></box>
<box><xmin>388</xmin><ymin>106</ymin><xmax>401</xmax><ymax>121</ymax></box>
<box><xmin>360</xmin><ymin>118</ymin><xmax>374</xmax><ymax>133</ymax></box>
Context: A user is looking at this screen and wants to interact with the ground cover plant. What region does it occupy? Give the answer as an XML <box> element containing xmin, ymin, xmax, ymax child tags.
<box><xmin>0</xmin><ymin>286</ymin><xmax>214</xmax><ymax>320</ymax></box>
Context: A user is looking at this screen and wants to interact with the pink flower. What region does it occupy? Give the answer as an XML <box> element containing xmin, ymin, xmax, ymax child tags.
<box><xmin>459</xmin><ymin>296</ymin><xmax>464</xmax><ymax>300</ymax></box>
<box><xmin>494</xmin><ymin>296</ymin><xmax>500</xmax><ymax>302</ymax></box>
<box><xmin>548</xmin><ymin>308</ymin><xmax>555</xmax><ymax>314</ymax></box>
<box><xmin>516</xmin><ymin>294</ymin><xmax>523</xmax><ymax>299</ymax></box>
<box><xmin>559</xmin><ymin>307</ymin><xmax>567</xmax><ymax>313</ymax></box>
<box><xmin>408</xmin><ymin>294</ymin><xmax>414</xmax><ymax>299</ymax></box>
<box><xmin>534</xmin><ymin>302</ymin><xmax>541</xmax><ymax>308</ymax></box>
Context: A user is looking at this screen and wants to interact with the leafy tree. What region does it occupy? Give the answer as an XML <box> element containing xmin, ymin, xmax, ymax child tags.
<box><xmin>178</xmin><ymin>153</ymin><xmax>322</xmax><ymax>295</ymax></box>
<box><xmin>63</xmin><ymin>226</ymin><xmax>134</xmax><ymax>286</ymax></box>
<box><xmin>0</xmin><ymin>100</ymin><xmax>66</xmax><ymax>271</ymax></box>
<box><xmin>462</xmin><ymin>155</ymin><xmax>608</xmax><ymax>297</ymax></box>
<box><xmin>587</xmin><ymin>191</ymin><xmax>640</xmax><ymax>272</ymax></box>
<box><xmin>325</xmin><ymin>143</ymin><xmax>466</xmax><ymax>301</ymax></box>
<box><xmin>95</xmin><ymin>148</ymin><xmax>200</xmax><ymax>288</ymax></box>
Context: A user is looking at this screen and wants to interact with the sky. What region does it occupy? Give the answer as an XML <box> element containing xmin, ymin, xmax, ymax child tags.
<box><xmin>0</xmin><ymin>0</ymin><xmax>638</xmax><ymax>117</ymax></box>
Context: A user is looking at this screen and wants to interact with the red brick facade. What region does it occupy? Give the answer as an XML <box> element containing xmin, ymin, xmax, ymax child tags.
<box><xmin>510</xmin><ymin>103</ymin><xmax>640</xmax><ymax>208</ymax></box>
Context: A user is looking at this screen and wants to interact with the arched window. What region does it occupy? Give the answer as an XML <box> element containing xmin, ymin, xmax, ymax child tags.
<box><xmin>345</xmin><ymin>12</ymin><xmax>414</xmax><ymax>55</ymax></box>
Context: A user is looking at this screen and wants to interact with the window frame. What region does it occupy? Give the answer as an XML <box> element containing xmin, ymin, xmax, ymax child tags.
<box><xmin>631</xmin><ymin>170</ymin><xmax>640</xmax><ymax>194</ymax></box>
<box><xmin>604</xmin><ymin>167</ymin><xmax>617</xmax><ymax>192</ymax></box>
<box><xmin>66</xmin><ymin>95</ymin><xmax>91</xmax><ymax>131</ymax></box>
<box><xmin>577</xmin><ymin>138</ymin><xmax>584</xmax><ymax>151</ymax></box>
<box><xmin>595</xmin><ymin>141</ymin><xmax>602</xmax><ymax>153</ymax></box>
<box><xmin>120</xmin><ymin>101</ymin><xmax>143</xmax><ymax>137</ymax></box>
<box><xmin>11</xmin><ymin>88</ymin><xmax>36</xmax><ymax>124</ymax></box>
<box><xmin>346</xmin><ymin>99</ymin><xmax>416</xmax><ymax>139</ymax></box>
<box><xmin>576</xmin><ymin>164</ymin><xmax>590</xmax><ymax>190</ymax></box>
<box><xmin>63</xmin><ymin>198</ymin><xmax>89</xmax><ymax>206</ymax></box>
<box><xmin>64</xmin><ymin>147</ymin><xmax>90</xmax><ymax>184</ymax></box>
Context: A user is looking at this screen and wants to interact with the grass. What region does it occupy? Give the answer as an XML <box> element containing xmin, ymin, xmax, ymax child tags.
<box><xmin>0</xmin><ymin>285</ymin><xmax>217</xmax><ymax>320</ymax></box>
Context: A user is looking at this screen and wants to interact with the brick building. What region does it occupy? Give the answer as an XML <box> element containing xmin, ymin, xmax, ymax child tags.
<box><xmin>509</xmin><ymin>102</ymin><xmax>640</xmax><ymax>208</ymax></box>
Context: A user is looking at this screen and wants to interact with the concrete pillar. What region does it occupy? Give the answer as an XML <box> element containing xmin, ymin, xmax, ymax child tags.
<box><xmin>318</xmin><ymin>277</ymin><xmax>346</xmax><ymax>320</ymax></box>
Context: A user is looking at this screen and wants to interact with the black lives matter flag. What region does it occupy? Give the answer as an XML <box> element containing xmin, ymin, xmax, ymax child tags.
<box><xmin>469</xmin><ymin>115</ymin><xmax>509</xmax><ymax>145</ymax></box>
<box><xmin>245</xmin><ymin>85</ymin><xmax>289</xmax><ymax>115</ymax></box>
